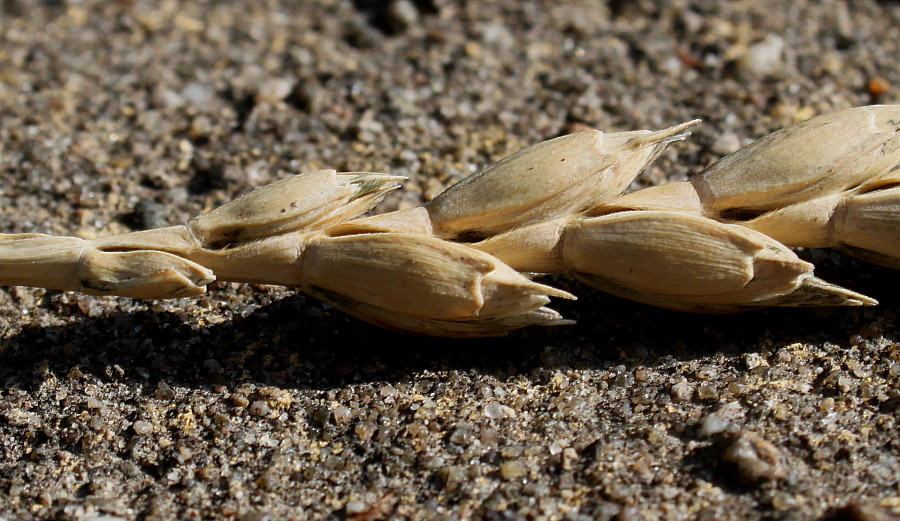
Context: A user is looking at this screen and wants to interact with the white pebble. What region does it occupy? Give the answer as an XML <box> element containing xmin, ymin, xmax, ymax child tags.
<box><xmin>483</xmin><ymin>402</ymin><xmax>506</xmax><ymax>420</ymax></box>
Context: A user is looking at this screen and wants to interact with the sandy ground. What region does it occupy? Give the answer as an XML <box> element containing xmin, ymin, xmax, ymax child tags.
<box><xmin>1</xmin><ymin>1</ymin><xmax>899</xmax><ymax>520</ymax></box>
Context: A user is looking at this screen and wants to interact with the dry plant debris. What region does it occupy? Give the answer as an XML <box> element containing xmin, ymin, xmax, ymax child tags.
<box><xmin>1</xmin><ymin>105</ymin><xmax>898</xmax><ymax>336</ymax></box>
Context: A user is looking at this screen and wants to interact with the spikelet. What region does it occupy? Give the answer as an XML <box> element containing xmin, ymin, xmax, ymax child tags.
<box><xmin>691</xmin><ymin>105</ymin><xmax>900</xmax><ymax>216</ymax></box>
<box><xmin>589</xmin><ymin>106</ymin><xmax>900</xmax><ymax>268</ymax></box>
<box><xmin>81</xmin><ymin>169</ymin><xmax>406</xmax><ymax>288</ymax></box>
<box><xmin>471</xmin><ymin>211</ymin><xmax>875</xmax><ymax>313</ymax></box>
<box><xmin>560</xmin><ymin>211</ymin><xmax>875</xmax><ymax>313</ymax></box>
<box><xmin>425</xmin><ymin>121</ymin><xmax>699</xmax><ymax>239</ymax></box>
<box><xmin>188</xmin><ymin>170</ymin><xmax>403</xmax><ymax>247</ymax></box>
<box><xmin>299</xmin><ymin>232</ymin><xmax>574</xmax><ymax>336</ymax></box>
<box><xmin>75</xmin><ymin>249</ymin><xmax>216</xmax><ymax>299</ymax></box>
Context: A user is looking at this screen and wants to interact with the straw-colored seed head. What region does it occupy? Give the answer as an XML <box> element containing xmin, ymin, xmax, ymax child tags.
<box><xmin>692</xmin><ymin>105</ymin><xmax>900</xmax><ymax>214</ymax></box>
<box><xmin>426</xmin><ymin>121</ymin><xmax>698</xmax><ymax>238</ymax></box>
<box><xmin>187</xmin><ymin>170</ymin><xmax>402</xmax><ymax>247</ymax></box>
<box><xmin>561</xmin><ymin>211</ymin><xmax>875</xmax><ymax>313</ymax></box>
<box><xmin>300</xmin><ymin>232</ymin><xmax>573</xmax><ymax>336</ymax></box>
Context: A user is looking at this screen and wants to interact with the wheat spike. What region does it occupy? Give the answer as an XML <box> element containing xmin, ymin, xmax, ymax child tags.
<box><xmin>1</xmin><ymin>107</ymin><xmax>897</xmax><ymax>335</ymax></box>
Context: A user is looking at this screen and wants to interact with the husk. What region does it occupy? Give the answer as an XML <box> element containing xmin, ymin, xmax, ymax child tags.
<box><xmin>692</xmin><ymin>105</ymin><xmax>900</xmax><ymax>214</ymax></box>
<box><xmin>834</xmin><ymin>185</ymin><xmax>900</xmax><ymax>269</ymax></box>
<box><xmin>561</xmin><ymin>211</ymin><xmax>875</xmax><ymax>312</ymax></box>
<box><xmin>188</xmin><ymin>170</ymin><xmax>402</xmax><ymax>247</ymax></box>
<box><xmin>300</xmin><ymin>232</ymin><xmax>573</xmax><ymax>322</ymax></box>
<box><xmin>426</xmin><ymin>121</ymin><xmax>698</xmax><ymax>238</ymax></box>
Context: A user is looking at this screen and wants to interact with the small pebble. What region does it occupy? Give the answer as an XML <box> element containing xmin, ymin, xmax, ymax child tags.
<box><xmin>255</xmin><ymin>77</ymin><xmax>295</xmax><ymax>105</ymax></box>
<box><xmin>698</xmin><ymin>401</ymin><xmax>744</xmax><ymax>437</ymax></box>
<box><xmin>249</xmin><ymin>401</ymin><xmax>271</xmax><ymax>417</ymax></box>
<box><xmin>738</xmin><ymin>35</ymin><xmax>785</xmax><ymax>77</ymax></box>
<box><xmin>345</xmin><ymin>501</ymin><xmax>367</xmax><ymax>515</ymax></box>
<box><xmin>670</xmin><ymin>381</ymin><xmax>694</xmax><ymax>402</ymax></box>
<box><xmin>499</xmin><ymin>460</ymin><xmax>527</xmax><ymax>480</ymax></box>
<box><xmin>355</xmin><ymin>421</ymin><xmax>377</xmax><ymax>442</ymax></box>
<box><xmin>483</xmin><ymin>402</ymin><xmax>506</xmax><ymax>420</ymax></box>
<box><xmin>133</xmin><ymin>420</ymin><xmax>153</xmax><ymax>435</ymax></box>
<box><xmin>696</xmin><ymin>384</ymin><xmax>719</xmax><ymax>400</ymax></box>
<box><xmin>332</xmin><ymin>406</ymin><xmax>352</xmax><ymax>424</ymax></box>
<box><xmin>231</xmin><ymin>394</ymin><xmax>250</xmax><ymax>407</ymax></box>
<box><xmin>711</xmin><ymin>133</ymin><xmax>741</xmax><ymax>155</ymax></box>
<box><xmin>721</xmin><ymin>431</ymin><xmax>788</xmax><ymax>484</ymax></box>
<box><xmin>385</xmin><ymin>0</ymin><xmax>418</xmax><ymax>32</ymax></box>
<box><xmin>867</xmin><ymin>77</ymin><xmax>890</xmax><ymax>97</ymax></box>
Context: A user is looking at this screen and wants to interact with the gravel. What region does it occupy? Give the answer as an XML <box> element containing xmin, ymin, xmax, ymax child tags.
<box><xmin>1</xmin><ymin>1</ymin><xmax>899</xmax><ymax>520</ymax></box>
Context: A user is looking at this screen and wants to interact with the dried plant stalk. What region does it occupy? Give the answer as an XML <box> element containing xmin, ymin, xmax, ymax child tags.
<box><xmin>0</xmin><ymin>234</ymin><xmax>215</xmax><ymax>299</ymax></box>
<box><xmin>1</xmin><ymin>106</ymin><xmax>896</xmax><ymax>335</ymax></box>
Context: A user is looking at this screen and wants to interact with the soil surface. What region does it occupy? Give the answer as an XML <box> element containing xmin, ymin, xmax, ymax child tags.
<box><xmin>1</xmin><ymin>1</ymin><xmax>899</xmax><ymax>520</ymax></box>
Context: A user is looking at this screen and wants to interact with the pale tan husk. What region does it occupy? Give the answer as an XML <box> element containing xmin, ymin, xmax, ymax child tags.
<box><xmin>300</xmin><ymin>232</ymin><xmax>574</xmax><ymax>336</ymax></box>
<box><xmin>426</xmin><ymin>120</ymin><xmax>699</xmax><ymax>238</ymax></box>
<box><xmin>691</xmin><ymin>105</ymin><xmax>900</xmax><ymax>214</ymax></box>
<box><xmin>470</xmin><ymin>210</ymin><xmax>875</xmax><ymax>313</ymax></box>
<box><xmin>561</xmin><ymin>211</ymin><xmax>875</xmax><ymax>313</ymax></box>
<box><xmin>589</xmin><ymin>105</ymin><xmax>900</xmax><ymax>269</ymax></box>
